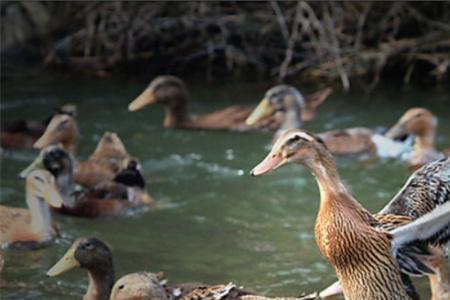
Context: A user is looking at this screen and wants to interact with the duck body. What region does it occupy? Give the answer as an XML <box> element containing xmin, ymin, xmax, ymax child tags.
<box><xmin>128</xmin><ymin>75</ymin><xmax>331</xmax><ymax>131</ymax></box>
<box><xmin>246</xmin><ymin>91</ymin><xmax>410</xmax><ymax>157</ymax></box>
<box><xmin>0</xmin><ymin>120</ymin><xmax>45</xmax><ymax>149</ymax></box>
<box><xmin>33</xmin><ymin>113</ymin><xmax>131</xmax><ymax>189</ymax></box>
<box><xmin>386</xmin><ymin>107</ymin><xmax>447</xmax><ymax>170</ymax></box>
<box><xmin>251</xmin><ymin>130</ymin><xmax>450</xmax><ymax>300</ymax></box>
<box><xmin>1</xmin><ymin>104</ymin><xmax>77</xmax><ymax>150</ymax></box>
<box><xmin>0</xmin><ymin>170</ymin><xmax>63</xmax><ymax>249</ymax></box>
<box><xmin>21</xmin><ymin>146</ymin><xmax>152</xmax><ymax>218</ymax></box>
<box><xmin>48</xmin><ymin>237</ymin><xmax>253</xmax><ymax>300</ymax></box>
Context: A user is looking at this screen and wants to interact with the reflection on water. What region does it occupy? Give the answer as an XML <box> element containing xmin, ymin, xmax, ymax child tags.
<box><xmin>1</xmin><ymin>73</ymin><xmax>449</xmax><ymax>299</ymax></box>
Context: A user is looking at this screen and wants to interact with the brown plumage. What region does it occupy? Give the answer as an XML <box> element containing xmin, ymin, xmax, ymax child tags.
<box><xmin>251</xmin><ymin>129</ymin><xmax>449</xmax><ymax>300</ymax></box>
<box><xmin>128</xmin><ymin>75</ymin><xmax>331</xmax><ymax>131</ymax></box>
<box><xmin>386</xmin><ymin>107</ymin><xmax>446</xmax><ymax>170</ymax></box>
<box><xmin>1</xmin><ymin>104</ymin><xmax>77</xmax><ymax>150</ymax></box>
<box><xmin>48</xmin><ymin>237</ymin><xmax>253</xmax><ymax>300</ymax></box>
<box><xmin>20</xmin><ymin>146</ymin><xmax>152</xmax><ymax>218</ymax></box>
<box><xmin>33</xmin><ymin>116</ymin><xmax>131</xmax><ymax>189</ymax></box>
<box><xmin>0</xmin><ymin>170</ymin><xmax>63</xmax><ymax>249</ymax></box>
<box><xmin>245</xmin><ymin>91</ymin><xmax>412</xmax><ymax>157</ymax></box>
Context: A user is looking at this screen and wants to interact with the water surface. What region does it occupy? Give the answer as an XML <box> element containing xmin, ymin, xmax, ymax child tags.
<box><xmin>1</xmin><ymin>73</ymin><xmax>449</xmax><ymax>299</ymax></box>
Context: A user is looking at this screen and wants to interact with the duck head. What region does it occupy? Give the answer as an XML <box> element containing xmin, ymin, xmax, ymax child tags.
<box><xmin>47</xmin><ymin>237</ymin><xmax>113</xmax><ymax>277</ymax></box>
<box><xmin>250</xmin><ymin>129</ymin><xmax>329</xmax><ymax>176</ymax></box>
<box><xmin>128</xmin><ymin>75</ymin><xmax>188</xmax><ymax>112</ymax></box>
<box><xmin>34</xmin><ymin>114</ymin><xmax>78</xmax><ymax>153</ymax></box>
<box><xmin>385</xmin><ymin>108</ymin><xmax>437</xmax><ymax>140</ymax></box>
<box><xmin>20</xmin><ymin>146</ymin><xmax>73</xmax><ymax>201</ymax></box>
<box><xmin>246</xmin><ymin>85</ymin><xmax>304</xmax><ymax>126</ymax></box>
<box><xmin>110</xmin><ymin>272</ymin><xmax>168</xmax><ymax>300</ymax></box>
<box><xmin>26</xmin><ymin>169</ymin><xmax>64</xmax><ymax>208</ymax></box>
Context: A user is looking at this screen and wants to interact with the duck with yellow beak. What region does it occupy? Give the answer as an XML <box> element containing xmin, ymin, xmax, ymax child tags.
<box><xmin>247</xmin><ymin>91</ymin><xmax>412</xmax><ymax>158</ymax></box>
<box><xmin>0</xmin><ymin>169</ymin><xmax>63</xmax><ymax>249</ymax></box>
<box><xmin>20</xmin><ymin>146</ymin><xmax>153</xmax><ymax>218</ymax></box>
<box><xmin>128</xmin><ymin>75</ymin><xmax>331</xmax><ymax>131</ymax></box>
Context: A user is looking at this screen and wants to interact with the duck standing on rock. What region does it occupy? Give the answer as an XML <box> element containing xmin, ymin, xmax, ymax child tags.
<box><xmin>251</xmin><ymin>129</ymin><xmax>450</xmax><ymax>300</ymax></box>
<box><xmin>128</xmin><ymin>75</ymin><xmax>331</xmax><ymax>131</ymax></box>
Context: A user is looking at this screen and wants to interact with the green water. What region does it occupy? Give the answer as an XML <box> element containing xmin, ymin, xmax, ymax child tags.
<box><xmin>1</xmin><ymin>73</ymin><xmax>449</xmax><ymax>299</ymax></box>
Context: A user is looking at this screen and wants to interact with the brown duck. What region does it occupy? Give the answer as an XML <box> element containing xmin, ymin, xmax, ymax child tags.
<box><xmin>1</xmin><ymin>104</ymin><xmax>76</xmax><ymax>149</ymax></box>
<box><xmin>0</xmin><ymin>170</ymin><xmax>63</xmax><ymax>249</ymax></box>
<box><xmin>251</xmin><ymin>129</ymin><xmax>450</xmax><ymax>300</ymax></box>
<box><xmin>128</xmin><ymin>75</ymin><xmax>331</xmax><ymax>131</ymax></box>
<box><xmin>20</xmin><ymin>146</ymin><xmax>152</xmax><ymax>218</ymax></box>
<box><xmin>47</xmin><ymin>237</ymin><xmax>253</xmax><ymax>300</ymax></box>
<box><xmin>386</xmin><ymin>107</ymin><xmax>447</xmax><ymax>170</ymax></box>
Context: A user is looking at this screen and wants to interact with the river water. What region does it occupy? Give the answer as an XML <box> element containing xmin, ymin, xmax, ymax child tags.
<box><xmin>1</xmin><ymin>72</ymin><xmax>449</xmax><ymax>299</ymax></box>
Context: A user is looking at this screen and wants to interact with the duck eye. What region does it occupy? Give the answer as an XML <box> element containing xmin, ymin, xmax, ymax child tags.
<box><xmin>415</xmin><ymin>113</ymin><xmax>422</xmax><ymax>118</ymax></box>
<box><xmin>57</xmin><ymin>120</ymin><xmax>69</xmax><ymax>130</ymax></box>
<box><xmin>83</xmin><ymin>242</ymin><xmax>93</xmax><ymax>250</ymax></box>
<box><xmin>118</xmin><ymin>284</ymin><xmax>125</xmax><ymax>290</ymax></box>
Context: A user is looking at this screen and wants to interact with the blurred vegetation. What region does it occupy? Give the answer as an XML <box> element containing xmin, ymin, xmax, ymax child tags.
<box><xmin>1</xmin><ymin>1</ymin><xmax>449</xmax><ymax>88</ymax></box>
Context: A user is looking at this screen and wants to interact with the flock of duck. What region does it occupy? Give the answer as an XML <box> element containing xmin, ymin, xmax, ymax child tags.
<box><xmin>1</xmin><ymin>75</ymin><xmax>449</xmax><ymax>300</ymax></box>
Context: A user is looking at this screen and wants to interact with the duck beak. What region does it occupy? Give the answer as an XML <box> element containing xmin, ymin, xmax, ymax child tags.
<box><xmin>128</xmin><ymin>88</ymin><xmax>156</xmax><ymax>112</ymax></box>
<box><xmin>47</xmin><ymin>246</ymin><xmax>80</xmax><ymax>277</ymax></box>
<box><xmin>385</xmin><ymin>122</ymin><xmax>406</xmax><ymax>140</ymax></box>
<box><xmin>250</xmin><ymin>149</ymin><xmax>286</xmax><ymax>176</ymax></box>
<box><xmin>33</xmin><ymin>129</ymin><xmax>57</xmax><ymax>149</ymax></box>
<box><xmin>246</xmin><ymin>98</ymin><xmax>273</xmax><ymax>126</ymax></box>
<box><xmin>42</xmin><ymin>179</ymin><xmax>64</xmax><ymax>208</ymax></box>
<box><xmin>141</xmin><ymin>193</ymin><xmax>154</xmax><ymax>204</ymax></box>
<box><xmin>19</xmin><ymin>154</ymin><xmax>44</xmax><ymax>179</ymax></box>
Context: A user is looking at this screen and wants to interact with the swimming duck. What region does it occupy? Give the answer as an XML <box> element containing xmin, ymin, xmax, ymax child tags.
<box><xmin>20</xmin><ymin>146</ymin><xmax>152</xmax><ymax>218</ymax></box>
<box><xmin>302</xmin><ymin>156</ymin><xmax>450</xmax><ymax>300</ymax></box>
<box><xmin>0</xmin><ymin>169</ymin><xmax>63</xmax><ymax>249</ymax></box>
<box><xmin>1</xmin><ymin>104</ymin><xmax>77</xmax><ymax>150</ymax></box>
<box><xmin>34</xmin><ymin>113</ymin><xmax>79</xmax><ymax>154</ymax></box>
<box><xmin>246</xmin><ymin>92</ymin><xmax>411</xmax><ymax>157</ymax></box>
<box><xmin>33</xmin><ymin>122</ymin><xmax>131</xmax><ymax>188</ymax></box>
<box><xmin>385</xmin><ymin>107</ymin><xmax>446</xmax><ymax>170</ymax></box>
<box><xmin>47</xmin><ymin>237</ymin><xmax>253</xmax><ymax>300</ymax></box>
<box><xmin>128</xmin><ymin>75</ymin><xmax>331</xmax><ymax>131</ymax></box>
<box><xmin>74</xmin><ymin>132</ymin><xmax>131</xmax><ymax>188</ymax></box>
<box><xmin>250</xmin><ymin>129</ymin><xmax>450</xmax><ymax>300</ymax></box>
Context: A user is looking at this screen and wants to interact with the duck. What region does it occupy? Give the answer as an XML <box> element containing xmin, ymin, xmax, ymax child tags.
<box><xmin>33</xmin><ymin>112</ymin><xmax>79</xmax><ymax>155</ymax></box>
<box><xmin>302</xmin><ymin>156</ymin><xmax>450</xmax><ymax>300</ymax></box>
<box><xmin>250</xmin><ymin>129</ymin><xmax>450</xmax><ymax>300</ymax></box>
<box><xmin>246</xmin><ymin>91</ymin><xmax>411</xmax><ymax>157</ymax></box>
<box><xmin>0</xmin><ymin>169</ymin><xmax>63</xmax><ymax>249</ymax></box>
<box><xmin>20</xmin><ymin>146</ymin><xmax>152</xmax><ymax>218</ymax></box>
<box><xmin>1</xmin><ymin>104</ymin><xmax>77</xmax><ymax>150</ymax></box>
<box><xmin>128</xmin><ymin>75</ymin><xmax>331</xmax><ymax>131</ymax></box>
<box><xmin>385</xmin><ymin>107</ymin><xmax>447</xmax><ymax>170</ymax></box>
<box><xmin>47</xmin><ymin>237</ymin><xmax>253</xmax><ymax>300</ymax></box>
<box><xmin>33</xmin><ymin>120</ymin><xmax>131</xmax><ymax>188</ymax></box>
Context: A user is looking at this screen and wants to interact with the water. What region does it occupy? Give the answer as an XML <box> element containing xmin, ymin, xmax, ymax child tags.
<box><xmin>1</xmin><ymin>72</ymin><xmax>449</xmax><ymax>299</ymax></box>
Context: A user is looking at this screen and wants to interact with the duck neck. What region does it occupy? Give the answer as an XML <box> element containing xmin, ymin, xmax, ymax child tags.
<box><xmin>26</xmin><ymin>191</ymin><xmax>53</xmax><ymax>240</ymax></box>
<box><xmin>414</xmin><ymin>126</ymin><xmax>436</xmax><ymax>153</ymax></box>
<box><xmin>280</xmin><ymin>107</ymin><xmax>302</xmax><ymax>132</ymax></box>
<box><xmin>164</xmin><ymin>98</ymin><xmax>188</xmax><ymax>128</ymax></box>
<box><xmin>85</xmin><ymin>267</ymin><xmax>114</xmax><ymax>300</ymax></box>
<box><xmin>57</xmin><ymin>172</ymin><xmax>74</xmax><ymax>206</ymax></box>
<box><xmin>305</xmin><ymin>151</ymin><xmax>349</xmax><ymax>203</ymax></box>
